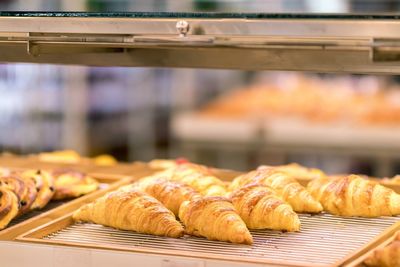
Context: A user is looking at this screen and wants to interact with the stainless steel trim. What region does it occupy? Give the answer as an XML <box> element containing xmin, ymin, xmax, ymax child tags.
<box><xmin>1</xmin><ymin>17</ymin><xmax>400</xmax><ymax>72</ymax></box>
<box><xmin>0</xmin><ymin>17</ymin><xmax>399</xmax><ymax>38</ymax></box>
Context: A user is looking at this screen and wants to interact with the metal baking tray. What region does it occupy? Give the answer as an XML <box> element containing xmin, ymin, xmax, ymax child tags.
<box><xmin>17</xmin><ymin>212</ymin><xmax>400</xmax><ymax>267</ymax></box>
<box><xmin>344</xmin><ymin>222</ymin><xmax>400</xmax><ymax>267</ymax></box>
<box><xmin>0</xmin><ymin>172</ymin><xmax>131</xmax><ymax>240</ymax></box>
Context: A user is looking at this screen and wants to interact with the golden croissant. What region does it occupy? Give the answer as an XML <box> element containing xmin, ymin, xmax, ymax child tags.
<box><xmin>122</xmin><ymin>178</ymin><xmax>201</xmax><ymax>217</ymax></box>
<box><xmin>146</xmin><ymin>163</ymin><xmax>227</xmax><ymax>197</ymax></box>
<box><xmin>230</xmin><ymin>183</ymin><xmax>300</xmax><ymax>231</ymax></box>
<box><xmin>307</xmin><ymin>175</ymin><xmax>400</xmax><ymax>217</ymax></box>
<box><xmin>0</xmin><ymin>187</ymin><xmax>19</xmax><ymax>230</ymax></box>
<box><xmin>259</xmin><ymin>163</ymin><xmax>326</xmax><ymax>181</ymax></box>
<box><xmin>364</xmin><ymin>231</ymin><xmax>400</xmax><ymax>267</ymax></box>
<box><xmin>230</xmin><ymin>169</ymin><xmax>323</xmax><ymax>213</ymax></box>
<box><xmin>73</xmin><ymin>189</ymin><xmax>184</xmax><ymax>238</ymax></box>
<box><xmin>19</xmin><ymin>170</ymin><xmax>55</xmax><ymax>210</ymax></box>
<box><xmin>179</xmin><ymin>196</ymin><xmax>253</xmax><ymax>244</ymax></box>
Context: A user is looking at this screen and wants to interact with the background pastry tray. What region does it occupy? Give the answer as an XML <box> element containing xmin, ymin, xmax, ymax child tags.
<box><xmin>0</xmin><ymin>163</ymin><xmax>154</xmax><ymax>240</ymax></box>
<box><xmin>16</xmin><ymin>212</ymin><xmax>400</xmax><ymax>267</ymax></box>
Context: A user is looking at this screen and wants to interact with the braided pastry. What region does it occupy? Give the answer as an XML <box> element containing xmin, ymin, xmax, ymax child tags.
<box><xmin>73</xmin><ymin>189</ymin><xmax>184</xmax><ymax>238</ymax></box>
<box><xmin>179</xmin><ymin>196</ymin><xmax>253</xmax><ymax>244</ymax></box>
<box><xmin>230</xmin><ymin>168</ymin><xmax>323</xmax><ymax>213</ymax></box>
<box><xmin>124</xmin><ymin>178</ymin><xmax>201</xmax><ymax>216</ymax></box>
<box><xmin>307</xmin><ymin>175</ymin><xmax>400</xmax><ymax>217</ymax></box>
<box><xmin>230</xmin><ymin>183</ymin><xmax>300</xmax><ymax>231</ymax></box>
<box><xmin>52</xmin><ymin>170</ymin><xmax>99</xmax><ymax>200</ymax></box>
<box><xmin>0</xmin><ymin>188</ymin><xmax>19</xmax><ymax>230</ymax></box>
<box><xmin>20</xmin><ymin>170</ymin><xmax>55</xmax><ymax>210</ymax></box>
<box><xmin>364</xmin><ymin>232</ymin><xmax>400</xmax><ymax>267</ymax></box>
<box><xmin>0</xmin><ymin>175</ymin><xmax>37</xmax><ymax>215</ymax></box>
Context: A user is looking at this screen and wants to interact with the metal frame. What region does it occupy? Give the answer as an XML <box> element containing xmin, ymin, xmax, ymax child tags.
<box><xmin>0</xmin><ymin>15</ymin><xmax>400</xmax><ymax>72</ymax></box>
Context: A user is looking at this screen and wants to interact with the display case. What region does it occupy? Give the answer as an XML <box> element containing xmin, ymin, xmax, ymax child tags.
<box><xmin>0</xmin><ymin>10</ymin><xmax>400</xmax><ymax>267</ymax></box>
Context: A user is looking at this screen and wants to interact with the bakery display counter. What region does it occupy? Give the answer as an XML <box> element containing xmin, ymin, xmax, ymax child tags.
<box><xmin>0</xmin><ymin>158</ymin><xmax>398</xmax><ymax>266</ymax></box>
<box><xmin>0</xmin><ymin>160</ymin><xmax>154</xmax><ymax>240</ymax></box>
<box><xmin>16</xmin><ymin>213</ymin><xmax>400</xmax><ymax>267</ymax></box>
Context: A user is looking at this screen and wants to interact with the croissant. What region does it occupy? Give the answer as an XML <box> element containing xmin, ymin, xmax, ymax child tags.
<box><xmin>364</xmin><ymin>232</ymin><xmax>400</xmax><ymax>267</ymax></box>
<box><xmin>73</xmin><ymin>189</ymin><xmax>184</xmax><ymax>238</ymax></box>
<box><xmin>161</xmin><ymin>163</ymin><xmax>227</xmax><ymax>196</ymax></box>
<box><xmin>20</xmin><ymin>170</ymin><xmax>55</xmax><ymax>210</ymax></box>
<box><xmin>52</xmin><ymin>170</ymin><xmax>99</xmax><ymax>200</ymax></box>
<box><xmin>230</xmin><ymin>183</ymin><xmax>300</xmax><ymax>231</ymax></box>
<box><xmin>0</xmin><ymin>175</ymin><xmax>37</xmax><ymax>215</ymax></box>
<box><xmin>230</xmin><ymin>169</ymin><xmax>323</xmax><ymax>213</ymax></box>
<box><xmin>179</xmin><ymin>196</ymin><xmax>253</xmax><ymax>244</ymax></box>
<box><xmin>148</xmin><ymin>158</ymin><xmax>189</xmax><ymax>170</ymax></box>
<box><xmin>38</xmin><ymin>150</ymin><xmax>81</xmax><ymax>164</ymax></box>
<box><xmin>259</xmin><ymin>163</ymin><xmax>326</xmax><ymax>181</ymax></box>
<box><xmin>0</xmin><ymin>188</ymin><xmax>19</xmax><ymax>230</ymax></box>
<box><xmin>124</xmin><ymin>178</ymin><xmax>201</xmax><ymax>217</ymax></box>
<box><xmin>307</xmin><ymin>175</ymin><xmax>400</xmax><ymax>217</ymax></box>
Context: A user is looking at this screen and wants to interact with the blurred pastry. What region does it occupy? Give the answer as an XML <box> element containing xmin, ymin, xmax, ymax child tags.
<box><xmin>260</xmin><ymin>163</ymin><xmax>326</xmax><ymax>181</ymax></box>
<box><xmin>73</xmin><ymin>189</ymin><xmax>184</xmax><ymax>238</ymax></box>
<box><xmin>364</xmin><ymin>231</ymin><xmax>400</xmax><ymax>267</ymax></box>
<box><xmin>166</xmin><ymin>163</ymin><xmax>227</xmax><ymax>196</ymax></box>
<box><xmin>148</xmin><ymin>158</ymin><xmax>189</xmax><ymax>170</ymax></box>
<box><xmin>143</xmin><ymin>163</ymin><xmax>227</xmax><ymax>197</ymax></box>
<box><xmin>308</xmin><ymin>175</ymin><xmax>400</xmax><ymax>217</ymax></box>
<box><xmin>38</xmin><ymin>150</ymin><xmax>81</xmax><ymax>164</ymax></box>
<box><xmin>52</xmin><ymin>170</ymin><xmax>99</xmax><ymax>200</ymax></box>
<box><xmin>19</xmin><ymin>170</ymin><xmax>55</xmax><ymax>210</ymax></box>
<box><xmin>0</xmin><ymin>175</ymin><xmax>37</xmax><ymax>215</ymax></box>
<box><xmin>124</xmin><ymin>178</ymin><xmax>200</xmax><ymax>217</ymax></box>
<box><xmin>0</xmin><ymin>187</ymin><xmax>19</xmax><ymax>230</ymax></box>
<box><xmin>230</xmin><ymin>168</ymin><xmax>323</xmax><ymax>213</ymax></box>
<box><xmin>93</xmin><ymin>154</ymin><xmax>117</xmax><ymax>166</ymax></box>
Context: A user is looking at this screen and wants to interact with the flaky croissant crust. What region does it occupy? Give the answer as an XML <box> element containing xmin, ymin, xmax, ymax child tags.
<box><xmin>230</xmin><ymin>183</ymin><xmax>300</xmax><ymax>231</ymax></box>
<box><xmin>230</xmin><ymin>169</ymin><xmax>323</xmax><ymax>213</ymax></box>
<box><xmin>73</xmin><ymin>189</ymin><xmax>184</xmax><ymax>238</ymax></box>
<box><xmin>127</xmin><ymin>178</ymin><xmax>201</xmax><ymax>217</ymax></box>
<box><xmin>307</xmin><ymin>175</ymin><xmax>400</xmax><ymax>217</ymax></box>
<box><xmin>179</xmin><ymin>196</ymin><xmax>253</xmax><ymax>244</ymax></box>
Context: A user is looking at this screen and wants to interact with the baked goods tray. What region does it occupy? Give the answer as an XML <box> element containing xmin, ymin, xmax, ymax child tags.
<box><xmin>17</xmin><ymin>213</ymin><xmax>400</xmax><ymax>267</ymax></box>
<box><xmin>0</xmin><ymin>172</ymin><xmax>134</xmax><ymax>241</ymax></box>
<box><xmin>345</xmin><ymin>222</ymin><xmax>400</xmax><ymax>267</ymax></box>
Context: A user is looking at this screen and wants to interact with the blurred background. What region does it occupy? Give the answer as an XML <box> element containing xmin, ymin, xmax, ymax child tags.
<box><xmin>1</xmin><ymin>0</ymin><xmax>400</xmax><ymax>177</ymax></box>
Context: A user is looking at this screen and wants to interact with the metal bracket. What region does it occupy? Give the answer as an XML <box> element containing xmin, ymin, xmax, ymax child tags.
<box><xmin>371</xmin><ymin>38</ymin><xmax>400</xmax><ymax>62</ymax></box>
<box><xmin>27</xmin><ymin>33</ymin><xmax>40</xmax><ymax>57</ymax></box>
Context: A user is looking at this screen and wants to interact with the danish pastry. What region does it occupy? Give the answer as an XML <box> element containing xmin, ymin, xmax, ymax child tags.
<box><xmin>0</xmin><ymin>187</ymin><xmax>19</xmax><ymax>230</ymax></box>
<box><xmin>52</xmin><ymin>170</ymin><xmax>99</xmax><ymax>200</ymax></box>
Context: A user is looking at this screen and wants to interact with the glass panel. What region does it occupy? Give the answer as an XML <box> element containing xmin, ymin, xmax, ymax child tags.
<box><xmin>0</xmin><ymin>0</ymin><xmax>400</xmax><ymax>15</ymax></box>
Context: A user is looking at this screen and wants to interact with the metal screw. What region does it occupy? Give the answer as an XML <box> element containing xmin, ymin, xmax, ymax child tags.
<box><xmin>176</xmin><ymin>20</ymin><xmax>190</xmax><ymax>37</ymax></box>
